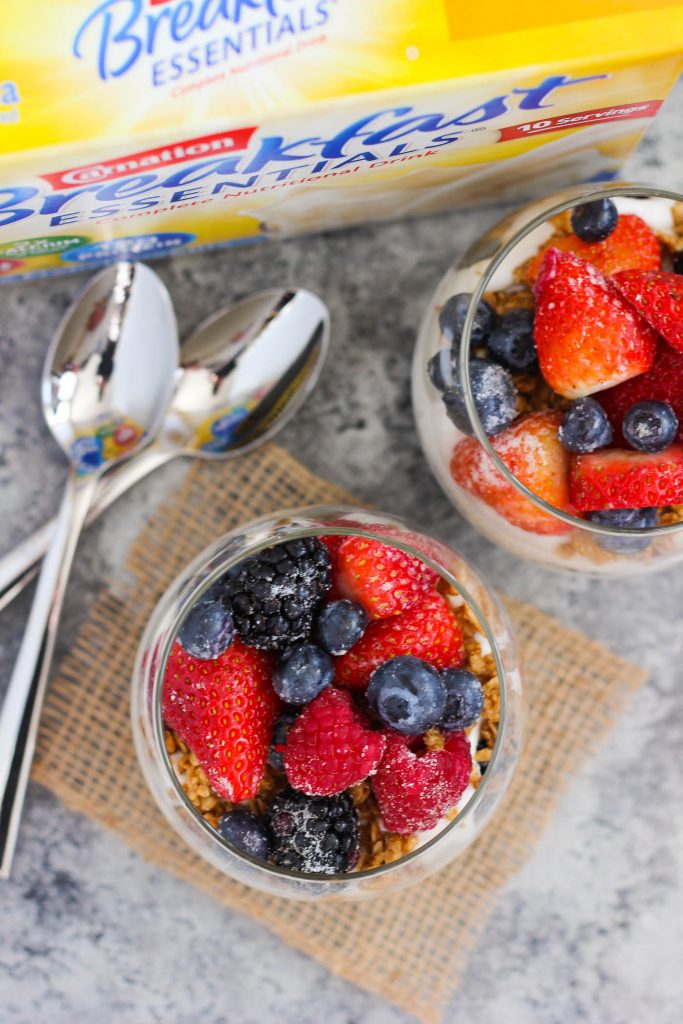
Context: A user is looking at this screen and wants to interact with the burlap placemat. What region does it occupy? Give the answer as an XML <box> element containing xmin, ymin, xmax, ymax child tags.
<box><xmin>31</xmin><ymin>444</ymin><xmax>647</xmax><ymax>1023</ymax></box>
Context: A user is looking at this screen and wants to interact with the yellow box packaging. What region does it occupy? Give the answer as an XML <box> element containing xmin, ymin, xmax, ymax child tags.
<box><xmin>1</xmin><ymin>1</ymin><xmax>682</xmax><ymax>280</ymax></box>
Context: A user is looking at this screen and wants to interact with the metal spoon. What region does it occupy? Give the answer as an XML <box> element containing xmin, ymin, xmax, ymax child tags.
<box><xmin>0</xmin><ymin>288</ymin><xmax>330</xmax><ymax>611</ymax></box>
<box><xmin>0</xmin><ymin>262</ymin><xmax>179</xmax><ymax>878</ymax></box>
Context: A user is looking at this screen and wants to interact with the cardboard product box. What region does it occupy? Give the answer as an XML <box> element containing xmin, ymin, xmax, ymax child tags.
<box><xmin>1</xmin><ymin>0</ymin><xmax>682</xmax><ymax>281</ymax></box>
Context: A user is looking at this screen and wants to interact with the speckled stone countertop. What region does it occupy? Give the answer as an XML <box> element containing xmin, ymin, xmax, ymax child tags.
<box><xmin>2</xmin><ymin>80</ymin><xmax>683</xmax><ymax>1024</ymax></box>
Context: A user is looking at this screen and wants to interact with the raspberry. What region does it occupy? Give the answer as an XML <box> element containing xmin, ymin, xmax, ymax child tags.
<box><xmin>334</xmin><ymin>590</ymin><xmax>465</xmax><ymax>689</ymax></box>
<box><xmin>372</xmin><ymin>731</ymin><xmax>472</xmax><ymax>834</ymax></box>
<box><xmin>283</xmin><ymin>687</ymin><xmax>386</xmax><ymax>796</ymax></box>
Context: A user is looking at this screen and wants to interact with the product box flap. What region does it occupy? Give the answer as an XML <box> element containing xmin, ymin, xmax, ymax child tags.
<box><xmin>2</xmin><ymin>0</ymin><xmax>683</xmax><ymax>159</ymax></box>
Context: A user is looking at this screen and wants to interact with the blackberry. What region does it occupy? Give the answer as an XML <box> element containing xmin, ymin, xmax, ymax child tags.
<box><xmin>267</xmin><ymin>788</ymin><xmax>360</xmax><ymax>874</ymax></box>
<box><xmin>223</xmin><ymin>538</ymin><xmax>331</xmax><ymax>652</ymax></box>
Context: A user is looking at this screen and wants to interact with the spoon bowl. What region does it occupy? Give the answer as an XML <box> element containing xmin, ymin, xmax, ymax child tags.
<box><xmin>161</xmin><ymin>287</ymin><xmax>329</xmax><ymax>457</ymax></box>
<box><xmin>44</xmin><ymin>262</ymin><xmax>177</xmax><ymax>469</ymax></box>
<box><xmin>0</xmin><ymin>287</ymin><xmax>330</xmax><ymax>612</ymax></box>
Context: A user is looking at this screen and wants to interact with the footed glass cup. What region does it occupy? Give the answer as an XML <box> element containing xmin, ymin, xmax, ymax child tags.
<box><xmin>132</xmin><ymin>506</ymin><xmax>522</xmax><ymax>901</ymax></box>
<box><xmin>412</xmin><ymin>183</ymin><xmax>683</xmax><ymax>576</ymax></box>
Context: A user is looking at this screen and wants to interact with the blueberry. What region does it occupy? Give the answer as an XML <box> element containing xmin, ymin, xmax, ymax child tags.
<box><xmin>317</xmin><ymin>600</ymin><xmax>368</xmax><ymax>656</ymax></box>
<box><xmin>588</xmin><ymin>507</ymin><xmax>658</xmax><ymax>554</ymax></box>
<box><xmin>622</xmin><ymin>400</ymin><xmax>678</xmax><ymax>453</ymax></box>
<box><xmin>442</xmin><ymin>359</ymin><xmax>518</xmax><ymax>437</ymax></box>
<box><xmin>570</xmin><ymin>198</ymin><xmax>618</xmax><ymax>242</ymax></box>
<box><xmin>438</xmin><ymin>293</ymin><xmax>496</xmax><ymax>348</ymax></box>
<box><xmin>559</xmin><ymin>398</ymin><xmax>614</xmax><ymax>454</ymax></box>
<box><xmin>672</xmin><ymin>251</ymin><xmax>683</xmax><ymax>276</ymax></box>
<box><xmin>487</xmin><ymin>309</ymin><xmax>538</xmax><ymax>373</ymax></box>
<box><xmin>177</xmin><ymin>590</ymin><xmax>234</xmax><ymax>660</ymax></box>
<box><xmin>273</xmin><ymin>644</ymin><xmax>334</xmax><ymax>704</ymax></box>
<box><xmin>217</xmin><ymin>809</ymin><xmax>271</xmax><ymax>860</ymax></box>
<box><xmin>267</xmin><ymin>708</ymin><xmax>299</xmax><ymax>772</ymax></box>
<box><xmin>440</xmin><ymin>669</ymin><xmax>484</xmax><ymax>731</ymax></box>
<box><xmin>367</xmin><ymin>656</ymin><xmax>446</xmax><ymax>735</ymax></box>
<box><xmin>427</xmin><ymin>347</ymin><xmax>458</xmax><ymax>393</ymax></box>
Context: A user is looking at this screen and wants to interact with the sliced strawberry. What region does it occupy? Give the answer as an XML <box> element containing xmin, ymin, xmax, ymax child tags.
<box><xmin>598</xmin><ymin>343</ymin><xmax>683</xmax><ymax>445</ymax></box>
<box><xmin>525</xmin><ymin>213</ymin><xmax>661</xmax><ymax>284</ymax></box>
<box><xmin>284</xmin><ymin>687</ymin><xmax>386</xmax><ymax>796</ymax></box>
<box><xmin>334</xmin><ymin>590</ymin><xmax>464</xmax><ymax>690</ymax></box>
<box><xmin>534</xmin><ymin>249</ymin><xmax>658</xmax><ymax>398</ymax></box>
<box><xmin>613</xmin><ymin>269</ymin><xmax>683</xmax><ymax>353</ymax></box>
<box><xmin>335</xmin><ymin>537</ymin><xmax>438</xmax><ymax>620</ymax></box>
<box><xmin>372</xmin><ymin>731</ymin><xmax>472</xmax><ymax>834</ymax></box>
<box><xmin>162</xmin><ymin>639</ymin><xmax>279</xmax><ymax>802</ymax></box>
<box><xmin>569</xmin><ymin>446</ymin><xmax>683</xmax><ymax>511</ymax></box>
<box><xmin>450</xmin><ymin>410</ymin><xmax>574</xmax><ymax>535</ymax></box>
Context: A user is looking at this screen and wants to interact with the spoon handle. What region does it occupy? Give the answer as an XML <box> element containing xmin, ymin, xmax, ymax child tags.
<box><xmin>0</xmin><ymin>472</ymin><xmax>97</xmax><ymax>878</ymax></box>
<box><xmin>0</xmin><ymin>447</ymin><xmax>174</xmax><ymax>614</ymax></box>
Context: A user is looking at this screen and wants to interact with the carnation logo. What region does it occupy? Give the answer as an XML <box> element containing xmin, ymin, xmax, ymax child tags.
<box><xmin>41</xmin><ymin>128</ymin><xmax>257</xmax><ymax>190</ymax></box>
<box><xmin>62</xmin><ymin>165</ymin><xmax>111</xmax><ymax>185</ymax></box>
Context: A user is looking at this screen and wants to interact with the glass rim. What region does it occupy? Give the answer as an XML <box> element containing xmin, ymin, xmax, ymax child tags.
<box><xmin>458</xmin><ymin>181</ymin><xmax>683</xmax><ymax>540</ymax></box>
<box><xmin>137</xmin><ymin>504</ymin><xmax>515</xmax><ymax>887</ymax></box>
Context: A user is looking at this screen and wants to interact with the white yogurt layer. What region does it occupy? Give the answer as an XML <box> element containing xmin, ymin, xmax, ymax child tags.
<box><xmin>412</xmin><ymin>195</ymin><xmax>683</xmax><ymax>576</ymax></box>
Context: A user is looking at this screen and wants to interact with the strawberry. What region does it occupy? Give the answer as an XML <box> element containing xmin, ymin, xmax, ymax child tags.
<box><xmin>569</xmin><ymin>446</ymin><xmax>683</xmax><ymax>511</ymax></box>
<box><xmin>162</xmin><ymin>639</ymin><xmax>279</xmax><ymax>802</ymax></box>
<box><xmin>284</xmin><ymin>687</ymin><xmax>386</xmax><ymax>796</ymax></box>
<box><xmin>598</xmin><ymin>343</ymin><xmax>683</xmax><ymax>445</ymax></box>
<box><xmin>335</xmin><ymin>537</ymin><xmax>438</xmax><ymax>620</ymax></box>
<box><xmin>534</xmin><ymin>249</ymin><xmax>658</xmax><ymax>398</ymax></box>
<box><xmin>613</xmin><ymin>269</ymin><xmax>683</xmax><ymax>353</ymax></box>
<box><xmin>334</xmin><ymin>590</ymin><xmax>464</xmax><ymax>689</ymax></box>
<box><xmin>525</xmin><ymin>213</ymin><xmax>661</xmax><ymax>284</ymax></box>
<box><xmin>372</xmin><ymin>731</ymin><xmax>472</xmax><ymax>834</ymax></box>
<box><xmin>450</xmin><ymin>410</ymin><xmax>574</xmax><ymax>535</ymax></box>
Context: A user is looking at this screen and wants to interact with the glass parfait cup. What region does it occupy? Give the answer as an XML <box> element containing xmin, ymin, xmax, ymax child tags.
<box><xmin>131</xmin><ymin>506</ymin><xmax>523</xmax><ymax>901</ymax></box>
<box><xmin>412</xmin><ymin>183</ymin><xmax>683</xmax><ymax>576</ymax></box>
